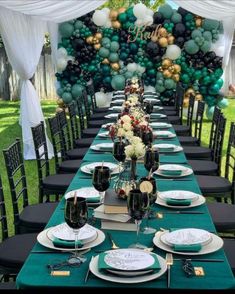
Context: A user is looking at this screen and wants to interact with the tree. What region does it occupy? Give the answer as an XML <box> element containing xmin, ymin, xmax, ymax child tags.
<box><xmin>101</xmin><ymin>0</ymin><xmax>165</xmax><ymax>10</ymax></box>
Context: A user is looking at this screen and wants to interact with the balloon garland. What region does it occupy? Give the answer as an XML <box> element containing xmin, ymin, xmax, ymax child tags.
<box><xmin>55</xmin><ymin>3</ymin><xmax>228</xmax><ymax>118</ymax></box>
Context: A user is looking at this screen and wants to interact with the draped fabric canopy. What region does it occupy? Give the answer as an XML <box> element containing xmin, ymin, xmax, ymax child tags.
<box><xmin>0</xmin><ymin>0</ymin><xmax>105</xmax><ymax>159</ymax></box>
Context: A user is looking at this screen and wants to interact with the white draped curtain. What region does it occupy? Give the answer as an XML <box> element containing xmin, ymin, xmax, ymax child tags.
<box><xmin>0</xmin><ymin>0</ymin><xmax>105</xmax><ymax>159</ymax></box>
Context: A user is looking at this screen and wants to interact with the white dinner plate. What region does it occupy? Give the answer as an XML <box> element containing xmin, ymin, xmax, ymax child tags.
<box><xmin>153</xmin><ymin>106</ymin><xmax>163</xmax><ymax>110</ymax></box>
<box><xmin>98</xmin><ymin>132</ymin><xmax>110</xmax><ymax>138</ymax></box>
<box><xmin>155</xmin><ymin>194</ymin><xmax>205</xmax><ymax>209</ymax></box>
<box><xmin>89</xmin><ymin>253</ymin><xmax>167</xmax><ymax>284</ymax></box>
<box><xmin>108</xmin><ymin>106</ymin><xmax>122</xmax><ymax>112</ymax></box>
<box><xmin>153</xmin><ymin>131</ymin><xmax>176</xmax><ymax>139</ymax></box>
<box><xmin>161</xmin><ymin>228</ymin><xmax>212</xmax><ymax>246</ymax></box>
<box><xmin>37</xmin><ymin>227</ymin><xmax>105</xmax><ymax>251</ymax></box>
<box><xmin>150</xmin><ymin>113</ymin><xmax>166</xmax><ymax>119</ymax></box>
<box><xmin>80</xmin><ymin>161</ymin><xmax>120</xmax><ymax>175</ymax></box>
<box><xmin>150</xmin><ymin>122</ymin><xmax>172</xmax><ymax>129</ymax></box>
<box><xmin>90</xmin><ymin>143</ymin><xmax>114</xmax><ymax>152</ymax></box>
<box><xmin>143</xmin><ymin>98</ymin><xmax>160</xmax><ymax>104</ymax></box>
<box><xmin>158</xmin><ymin>190</ymin><xmax>200</xmax><ymax>202</ymax></box>
<box><xmin>154</xmin><ymin>164</ymin><xmax>193</xmax><ymax>177</ymax></box>
<box><xmin>50</xmin><ymin>223</ymin><xmax>97</xmax><ymax>243</ymax></box>
<box><xmin>65</xmin><ymin>187</ymin><xmax>100</xmax><ymax>201</ymax></box>
<box><xmin>153</xmin><ymin>144</ymin><xmax>182</xmax><ymax>153</ymax></box>
<box><xmin>153</xmin><ymin>231</ymin><xmax>223</xmax><ymax>255</ymax></box>
<box><xmin>105</xmin><ymin>113</ymin><xmax>119</xmax><ymax>119</ymax></box>
<box><xmin>101</xmin><ymin>123</ymin><xmax>114</xmax><ymax>129</ymax></box>
<box><xmin>111</xmin><ymin>99</ymin><xmax>124</xmax><ymax>103</ymax></box>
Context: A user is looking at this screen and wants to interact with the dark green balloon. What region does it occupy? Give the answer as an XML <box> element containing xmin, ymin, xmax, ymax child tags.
<box><xmin>59</xmin><ymin>23</ymin><xmax>74</xmax><ymax>38</ymax></box>
<box><xmin>62</xmin><ymin>92</ymin><xmax>73</xmax><ymax>103</ymax></box>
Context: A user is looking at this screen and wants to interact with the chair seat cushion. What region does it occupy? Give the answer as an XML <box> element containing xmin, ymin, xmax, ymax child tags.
<box><xmin>167</xmin><ymin>116</ymin><xmax>181</xmax><ymax>125</ymax></box>
<box><xmin>207</xmin><ymin>203</ymin><xmax>235</xmax><ymax>231</ymax></box>
<box><xmin>66</xmin><ymin>147</ymin><xmax>88</xmax><ymax>159</ymax></box>
<box><xmin>59</xmin><ymin>159</ymin><xmax>82</xmax><ymax>173</ymax></box>
<box><xmin>183</xmin><ymin>146</ymin><xmax>212</xmax><ymax>159</ymax></box>
<box><xmin>162</xmin><ymin>106</ymin><xmax>176</xmax><ymax>111</ymax></box>
<box><xmin>20</xmin><ymin>202</ymin><xmax>58</xmax><ymax>230</ymax></box>
<box><xmin>179</xmin><ymin>136</ymin><xmax>199</xmax><ymax>146</ymax></box>
<box><xmin>90</xmin><ymin>112</ymin><xmax>106</xmax><ymax>120</ymax></box>
<box><xmin>164</xmin><ymin>110</ymin><xmax>177</xmax><ymax>116</ymax></box>
<box><xmin>94</xmin><ymin>107</ymin><xmax>109</xmax><ymax>113</ymax></box>
<box><xmin>223</xmin><ymin>239</ymin><xmax>235</xmax><ymax>273</ymax></box>
<box><xmin>188</xmin><ymin>160</ymin><xmax>218</xmax><ymax>175</ymax></box>
<box><xmin>88</xmin><ymin>120</ymin><xmax>104</xmax><ymax>128</ymax></box>
<box><xmin>43</xmin><ymin>173</ymin><xmax>75</xmax><ymax>191</ymax></box>
<box><xmin>0</xmin><ymin>233</ymin><xmax>37</xmax><ymax>269</ymax></box>
<box><xmin>0</xmin><ymin>282</ymin><xmax>16</xmax><ymax>289</ymax></box>
<box><xmin>82</xmin><ymin>128</ymin><xmax>99</xmax><ymax>138</ymax></box>
<box><xmin>196</xmin><ymin>175</ymin><xmax>232</xmax><ymax>194</ymax></box>
<box><xmin>173</xmin><ymin>125</ymin><xmax>190</xmax><ymax>136</ymax></box>
<box><xmin>75</xmin><ymin>137</ymin><xmax>93</xmax><ymax>148</ymax></box>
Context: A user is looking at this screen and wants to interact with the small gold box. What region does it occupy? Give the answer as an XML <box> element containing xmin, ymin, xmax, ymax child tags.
<box><xmin>194</xmin><ymin>267</ymin><xmax>205</xmax><ymax>276</ymax></box>
<box><xmin>51</xmin><ymin>271</ymin><xmax>70</xmax><ymax>276</ymax></box>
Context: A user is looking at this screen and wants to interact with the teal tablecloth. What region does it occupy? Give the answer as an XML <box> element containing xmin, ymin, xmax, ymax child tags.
<box><xmin>16</xmin><ymin>98</ymin><xmax>235</xmax><ymax>290</ymax></box>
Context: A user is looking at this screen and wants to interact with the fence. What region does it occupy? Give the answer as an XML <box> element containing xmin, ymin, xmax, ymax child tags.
<box><xmin>0</xmin><ymin>47</ymin><xmax>57</xmax><ymax>101</ymax></box>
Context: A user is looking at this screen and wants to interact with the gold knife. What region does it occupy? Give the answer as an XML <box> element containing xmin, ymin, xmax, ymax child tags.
<box><xmin>166</xmin><ymin>253</ymin><xmax>173</xmax><ymax>288</ymax></box>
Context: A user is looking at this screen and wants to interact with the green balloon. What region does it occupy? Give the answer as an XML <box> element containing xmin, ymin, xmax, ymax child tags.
<box><xmin>102</xmin><ymin>37</ymin><xmax>111</xmax><ymax>49</ymax></box>
<box><xmin>217</xmin><ymin>78</ymin><xmax>223</xmax><ymax>88</ymax></box>
<box><xmin>62</xmin><ymin>92</ymin><xmax>73</xmax><ymax>103</ymax></box>
<box><xmin>218</xmin><ymin>98</ymin><xmax>228</xmax><ymax>109</ymax></box>
<box><xmin>171</xmin><ymin>12</ymin><xmax>182</xmax><ymax>23</ymax></box>
<box><xmin>74</xmin><ymin>20</ymin><xmax>83</xmax><ymax>29</ymax></box>
<box><xmin>202</xmin><ymin>19</ymin><xmax>220</xmax><ymax>31</ymax></box>
<box><xmin>111</xmin><ymin>75</ymin><xmax>125</xmax><ymax>90</ymax></box>
<box><xmin>110</xmin><ymin>41</ymin><xmax>120</xmax><ymax>52</ymax></box>
<box><xmin>102</xmin><ymin>64</ymin><xmax>111</xmax><ymax>75</ymax></box>
<box><xmin>109</xmin><ymin>53</ymin><xmax>119</xmax><ymax>63</ymax></box>
<box><xmin>201</xmin><ymin>40</ymin><xmax>211</xmax><ymax>53</ymax></box>
<box><xmin>158</xmin><ymin>4</ymin><xmax>173</xmax><ymax>19</ymax></box>
<box><xmin>71</xmin><ymin>84</ymin><xmax>83</xmax><ymax>99</ymax></box>
<box><xmin>164</xmin><ymin>79</ymin><xmax>176</xmax><ymax>90</ymax></box>
<box><xmin>203</xmin><ymin>31</ymin><xmax>212</xmax><ymax>41</ymax></box>
<box><xmin>155</xmin><ymin>84</ymin><xmax>165</xmax><ymax>93</ymax></box>
<box><xmin>59</xmin><ymin>22</ymin><xmax>74</xmax><ymax>38</ymax></box>
<box><xmin>118</xmin><ymin>13</ymin><xmax>127</xmax><ymax>23</ymax></box>
<box><xmin>56</xmin><ymin>88</ymin><xmax>64</xmax><ymax>97</ymax></box>
<box><xmin>191</xmin><ymin>29</ymin><xmax>202</xmax><ymax>40</ymax></box>
<box><xmin>125</xmin><ymin>71</ymin><xmax>133</xmax><ymax>79</ymax></box>
<box><xmin>184</xmin><ymin>40</ymin><xmax>199</xmax><ymax>55</ymax></box>
<box><xmin>99</xmin><ymin>47</ymin><xmax>110</xmax><ymax>58</ymax></box>
<box><xmin>206</xmin><ymin>106</ymin><xmax>215</xmax><ymax>120</ymax></box>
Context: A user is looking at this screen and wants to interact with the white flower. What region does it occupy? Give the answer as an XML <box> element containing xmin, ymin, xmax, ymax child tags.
<box><xmin>122</xmin><ymin>122</ymin><xmax>132</xmax><ymax>131</ymax></box>
<box><xmin>134</xmin><ymin>142</ymin><xmax>146</xmax><ymax>157</ymax></box>
<box><xmin>117</xmin><ymin>128</ymin><xmax>125</xmax><ymax>137</ymax></box>
<box><xmin>125</xmin><ymin>130</ymin><xmax>134</xmax><ymax>140</ymax></box>
<box><xmin>121</xmin><ymin>115</ymin><xmax>132</xmax><ymax>123</ymax></box>
<box><xmin>125</xmin><ymin>144</ymin><xmax>135</xmax><ymax>158</ymax></box>
<box><xmin>129</xmin><ymin>136</ymin><xmax>142</xmax><ymax>145</ymax></box>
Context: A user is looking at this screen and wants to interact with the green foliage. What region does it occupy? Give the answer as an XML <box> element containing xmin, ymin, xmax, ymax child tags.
<box><xmin>101</xmin><ymin>0</ymin><xmax>165</xmax><ymax>9</ymax></box>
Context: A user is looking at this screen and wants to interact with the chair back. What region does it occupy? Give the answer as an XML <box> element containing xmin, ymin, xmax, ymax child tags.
<box><xmin>56</xmin><ymin>110</ymin><xmax>72</xmax><ymax>155</ymax></box>
<box><xmin>48</xmin><ymin>115</ymin><xmax>66</xmax><ymax>173</ymax></box>
<box><xmin>175</xmin><ymin>83</ymin><xmax>184</xmax><ymax>124</ymax></box>
<box><xmin>213</xmin><ymin>115</ymin><xmax>226</xmax><ymax>174</ymax></box>
<box><xmin>82</xmin><ymin>89</ymin><xmax>91</xmax><ymax>121</ymax></box>
<box><xmin>0</xmin><ymin>175</ymin><xmax>9</xmax><ymax>240</ymax></box>
<box><xmin>31</xmin><ymin>122</ymin><xmax>50</xmax><ymax>203</ymax></box>
<box><xmin>186</xmin><ymin>94</ymin><xmax>195</xmax><ymax>133</ymax></box>
<box><xmin>209</xmin><ymin>106</ymin><xmax>221</xmax><ymax>150</ymax></box>
<box><xmin>76</xmin><ymin>98</ymin><xmax>86</xmax><ymax>131</ymax></box>
<box><xmin>225</xmin><ymin>122</ymin><xmax>235</xmax><ymax>203</ymax></box>
<box><xmin>3</xmin><ymin>139</ymin><xmax>28</xmax><ymax>234</ymax></box>
<box><xmin>193</xmin><ymin>100</ymin><xmax>205</xmax><ymax>145</ymax></box>
<box><xmin>87</xmin><ymin>82</ymin><xmax>97</xmax><ymax>111</ymax></box>
<box><xmin>68</xmin><ymin>102</ymin><xmax>80</xmax><ymax>148</ymax></box>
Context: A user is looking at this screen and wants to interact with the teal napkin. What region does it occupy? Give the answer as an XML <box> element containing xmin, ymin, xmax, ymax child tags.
<box><xmin>157</xmin><ymin>134</ymin><xmax>170</xmax><ymax>138</ymax></box>
<box><xmin>86</xmin><ymin>196</ymin><xmax>100</xmax><ymax>203</ymax></box>
<box><xmin>161</xmin><ymin>170</ymin><xmax>182</xmax><ymax>175</ymax></box>
<box><xmin>166</xmin><ymin>198</ymin><xmax>191</xmax><ymax>206</ymax></box>
<box><xmin>98</xmin><ymin>252</ymin><xmax>161</xmax><ymax>271</ymax></box>
<box><xmin>173</xmin><ymin>244</ymin><xmax>202</xmax><ymax>252</ymax></box>
<box><xmin>151</xmin><ymin>113</ymin><xmax>161</xmax><ymax>118</ymax></box>
<box><xmin>158</xmin><ymin>147</ymin><xmax>175</xmax><ymax>152</ymax></box>
<box><xmin>99</xmin><ymin>145</ymin><xmax>113</xmax><ymax>151</ymax></box>
<box><xmin>52</xmin><ymin>237</ymin><xmax>83</xmax><ymax>248</ymax></box>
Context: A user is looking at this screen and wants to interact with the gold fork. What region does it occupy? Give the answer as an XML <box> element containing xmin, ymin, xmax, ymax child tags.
<box><xmin>166</xmin><ymin>253</ymin><xmax>173</xmax><ymax>288</ymax></box>
<box><xmin>107</xmin><ymin>232</ymin><xmax>119</xmax><ymax>249</ymax></box>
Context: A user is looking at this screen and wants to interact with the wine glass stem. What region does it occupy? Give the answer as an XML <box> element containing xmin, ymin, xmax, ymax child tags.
<box><xmin>74</xmin><ymin>230</ymin><xmax>79</xmax><ymax>258</ymax></box>
<box><xmin>100</xmin><ymin>191</ymin><xmax>105</xmax><ymax>204</ymax></box>
<box><xmin>135</xmin><ymin>219</ymin><xmax>142</xmax><ymax>245</ymax></box>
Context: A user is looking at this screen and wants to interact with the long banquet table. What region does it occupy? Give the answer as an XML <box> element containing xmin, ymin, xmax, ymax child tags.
<box><xmin>16</xmin><ymin>94</ymin><xmax>235</xmax><ymax>290</ymax></box>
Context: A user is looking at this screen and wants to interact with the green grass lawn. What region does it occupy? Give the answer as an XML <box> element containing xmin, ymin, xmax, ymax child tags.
<box><xmin>0</xmin><ymin>98</ymin><xmax>234</xmax><ymax>236</ymax></box>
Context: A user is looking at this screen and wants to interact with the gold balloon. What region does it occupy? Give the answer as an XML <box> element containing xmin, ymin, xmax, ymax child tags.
<box><xmin>112</xmin><ymin>20</ymin><xmax>121</xmax><ymax>29</ymax></box>
<box><xmin>158</xmin><ymin>66</ymin><xmax>163</xmax><ymax>72</ymax></box>
<box><xmin>158</xmin><ymin>37</ymin><xmax>168</xmax><ymax>47</ymax></box>
<box><xmin>95</xmin><ymin>32</ymin><xmax>102</xmax><ymax>40</ymax></box>
<box><xmin>57</xmin><ymin>98</ymin><xmax>64</xmax><ymax>107</ymax></box>
<box><xmin>86</xmin><ymin>36</ymin><xmax>93</xmax><ymax>44</ymax></box>
<box><xmin>168</xmin><ymin>35</ymin><xmax>175</xmax><ymax>45</ymax></box>
<box><xmin>195</xmin><ymin>18</ymin><xmax>202</xmax><ymax>27</ymax></box>
<box><xmin>162</xmin><ymin>58</ymin><xmax>172</xmax><ymax>69</ymax></box>
<box><xmin>151</xmin><ymin>35</ymin><xmax>158</xmax><ymax>42</ymax></box>
<box><xmin>118</xmin><ymin>7</ymin><xmax>126</xmax><ymax>13</ymax></box>
<box><xmin>172</xmin><ymin>74</ymin><xmax>180</xmax><ymax>82</ymax></box>
<box><xmin>173</xmin><ymin>64</ymin><xmax>181</xmax><ymax>73</ymax></box>
<box><xmin>195</xmin><ymin>94</ymin><xmax>203</xmax><ymax>101</ymax></box>
<box><xmin>159</xmin><ymin>27</ymin><xmax>168</xmax><ymax>37</ymax></box>
<box><xmin>110</xmin><ymin>10</ymin><xmax>118</xmax><ymax>20</ymax></box>
<box><xmin>111</xmin><ymin>62</ymin><xmax>120</xmax><ymax>71</ymax></box>
<box><xmin>183</xmin><ymin>98</ymin><xmax>189</xmax><ymax>108</ymax></box>
<box><xmin>94</xmin><ymin>43</ymin><xmax>101</xmax><ymax>50</ymax></box>
<box><xmin>163</xmin><ymin>69</ymin><xmax>172</xmax><ymax>78</ymax></box>
<box><xmin>102</xmin><ymin>58</ymin><xmax>110</xmax><ymax>64</ymax></box>
<box><xmin>186</xmin><ymin>88</ymin><xmax>195</xmax><ymax>96</ymax></box>
<box><xmin>92</xmin><ymin>37</ymin><xmax>98</xmax><ymax>44</ymax></box>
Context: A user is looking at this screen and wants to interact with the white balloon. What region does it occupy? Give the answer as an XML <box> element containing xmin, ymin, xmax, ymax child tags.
<box><xmin>96</xmin><ymin>92</ymin><xmax>112</xmax><ymax>107</ymax></box>
<box><xmin>57</xmin><ymin>58</ymin><xmax>67</xmax><ymax>72</ymax></box>
<box><xmin>165</xmin><ymin>44</ymin><xmax>181</xmax><ymax>60</ymax></box>
<box><xmin>146</xmin><ymin>8</ymin><xmax>154</xmax><ymax>16</ymax></box>
<box><xmin>133</xmin><ymin>3</ymin><xmax>147</xmax><ymax>18</ymax></box>
<box><xmin>92</xmin><ymin>10</ymin><xmax>107</xmax><ymax>26</ymax></box>
<box><xmin>127</xmin><ymin>63</ymin><xmax>138</xmax><ymax>72</ymax></box>
<box><xmin>102</xmin><ymin>8</ymin><xmax>110</xmax><ymax>16</ymax></box>
<box><xmin>66</xmin><ymin>55</ymin><xmax>74</xmax><ymax>62</ymax></box>
<box><xmin>104</xmin><ymin>19</ymin><xmax>112</xmax><ymax>28</ymax></box>
<box><xmin>135</xmin><ymin>18</ymin><xmax>144</xmax><ymax>27</ymax></box>
<box><xmin>57</xmin><ymin>47</ymin><xmax>67</xmax><ymax>58</ymax></box>
<box><xmin>138</xmin><ymin>65</ymin><xmax>146</xmax><ymax>74</ymax></box>
<box><xmin>143</xmin><ymin>15</ymin><xmax>153</xmax><ymax>26</ymax></box>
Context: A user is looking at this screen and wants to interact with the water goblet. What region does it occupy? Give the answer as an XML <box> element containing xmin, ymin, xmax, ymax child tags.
<box><xmin>64</xmin><ymin>196</ymin><xmax>88</xmax><ymax>264</ymax></box>
<box><xmin>92</xmin><ymin>166</ymin><xmax>111</xmax><ymax>203</ymax></box>
<box><xmin>144</xmin><ymin>148</ymin><xmax>159</xmax><ymax>173</ymax></box>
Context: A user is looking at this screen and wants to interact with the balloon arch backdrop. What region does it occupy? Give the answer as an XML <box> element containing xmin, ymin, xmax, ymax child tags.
<box><xmin>55</xmin><ymin>2</ymin><xmax>228</xmax><ymax>119</ymax></box>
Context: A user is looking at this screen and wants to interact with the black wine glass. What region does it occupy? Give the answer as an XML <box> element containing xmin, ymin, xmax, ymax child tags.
<box><xmin>64</xmin><ymin>196</ymin><xmax>88</xmax><ymax>263</ymax></box>
<box><xmin>113</xmin><ymin>140</ymin><xmax>126</xmax><ymax>164</ymax></box>
<box><xmin>145</xmin><ymin>102</ymin><xmax>153</xmax><ymax>114</ymax></box>
<box><xmin>141</xmin><ymin>130</ymin><xmax>153</xmax><ymax>147</ymax></box>
<box><xmin>127</xmin><ymin>189</ymin><xmax>149</xmax><ymax>249</ymax></box>
<box><xmin>92</xmin><ymin>166</ymin><xmax>111</xmax><ymax>203</ymax></box>
<box><xmin>144</xmin><ymin>149</ymin><xmax>159</xmax><ymax>173</ymax></box>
